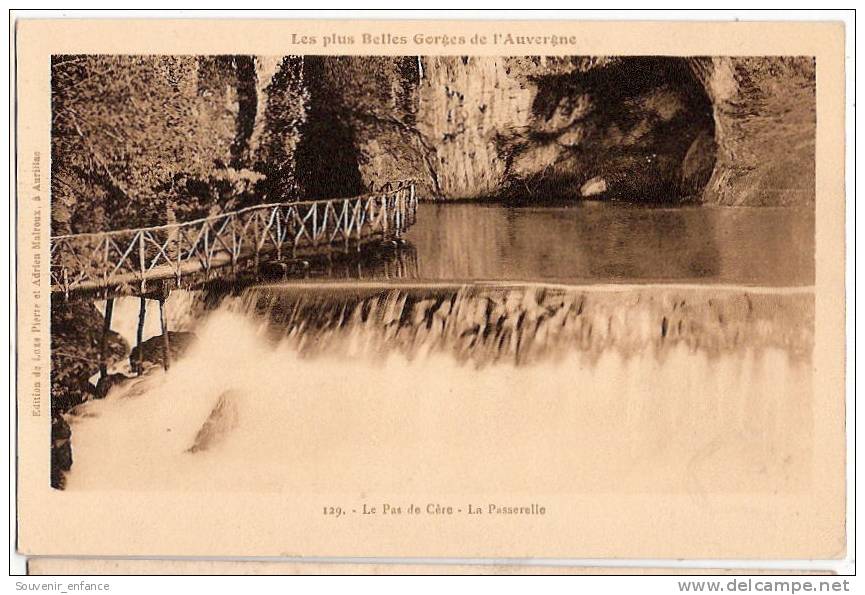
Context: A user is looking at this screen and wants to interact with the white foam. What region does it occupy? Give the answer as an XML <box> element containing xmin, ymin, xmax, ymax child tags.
<box><xmin>64</xmin><ymin>305</ymin><xmax>813</xmax><ymax>495</ymax></box>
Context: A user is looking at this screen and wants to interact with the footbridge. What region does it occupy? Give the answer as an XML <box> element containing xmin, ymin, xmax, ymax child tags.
<box><xmin>50</xmin><ymin>180</ymin><xmax>419</xmax><ymax>297</ymax></box>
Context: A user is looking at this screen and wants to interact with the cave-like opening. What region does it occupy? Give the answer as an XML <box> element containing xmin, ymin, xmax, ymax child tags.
<box><xmin>295</xmin><ymin>56</ymin><xmax>719</xmax><ymax>203</ymax></box>
<box><xmin>516</xmin><ymin>56</ymin><xmax>717</xmax><ymax>202</ymax></box>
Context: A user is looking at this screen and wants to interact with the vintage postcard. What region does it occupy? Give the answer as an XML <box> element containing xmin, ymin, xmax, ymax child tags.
<box><xmin>14</xmin><ymin>17</ymin><xmax>847</xmax><ymax>566</ymax></box>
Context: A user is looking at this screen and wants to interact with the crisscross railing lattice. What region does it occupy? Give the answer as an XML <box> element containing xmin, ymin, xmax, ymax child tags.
<box><xmin>51</xmin><ymin>181</ymin><xmax>418</xmax><ymax>295</ymax></box>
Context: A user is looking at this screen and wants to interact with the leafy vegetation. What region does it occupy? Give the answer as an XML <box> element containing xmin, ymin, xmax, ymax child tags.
<box><xmin>51</xmin><ymin>55</ymin><xmax>306</xmax><ymax>235</ymax></box>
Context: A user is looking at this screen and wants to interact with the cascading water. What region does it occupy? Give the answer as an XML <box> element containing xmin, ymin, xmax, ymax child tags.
<box><xmin>64</xmin><ymin>282</ymin><xmax>813</xmax><ymax>495</ymax></box>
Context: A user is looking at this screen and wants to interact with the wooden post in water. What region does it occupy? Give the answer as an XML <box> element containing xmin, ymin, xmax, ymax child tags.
<box><xmin>395</xmin><ymin>190</ymin><xmax>403</xmax><ymax>238</ymax></box>
<box><xmin>159</xmin><ymin>297</ymin><xmax>171</xmax><ymax>371</ymax></box>
<box><xmin>99</xmin><ymin>298</ymin><xmax>115</xmax><ymax>380</ymax></box>
<box><xmin>138</xmin><ymin>232</ymin><xmax>147</xmax><ymax>294</ymax></box>
<box><xmin>409</xmin><ymin>182</ymin><xmax>417</xmax><ymax>224</ymax></box>
<box><xmin>135</xmin><ymin>296</ymin><xmax>147</xmax><ymax>376</ymax></box>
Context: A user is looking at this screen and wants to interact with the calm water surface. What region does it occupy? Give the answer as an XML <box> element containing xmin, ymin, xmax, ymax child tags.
<box><xmin>402</xmin><ymin>202</ymin><xmax>814</xmax><ymax>286</ymax></box>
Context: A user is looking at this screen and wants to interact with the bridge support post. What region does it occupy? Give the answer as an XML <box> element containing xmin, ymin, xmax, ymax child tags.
<box><xmin>135</xmin><ymin>296</ymin><xmax>146</xmax><ymax>376</ymax></box>
<box><xmin>159</xmin><ymin>297</ymin><xmax>171</xmax><ymax>372</ymax></box>
<box><xmin>98</xmin><ymin>298</ymin><xmax>115</xmax><ymax>380</ymax></box>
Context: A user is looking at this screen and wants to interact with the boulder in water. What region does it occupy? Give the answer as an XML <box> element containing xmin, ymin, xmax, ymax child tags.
<box><xmin>129</xmin><ymin>331</ymin><xmax>197</xmax><ymax>370</ymax></box>
<box><xmin>580</xmin><ymin>176</ymin><xmax>607</xmax><ymax>197</ymax></box>
<box><xmin>94</xmin><ymin>372</ymin><xmax>133</xmax><ymax>399</ymax></box>
<box><xmin>186</xmin><ymin>390</ymin><xmax>241</xmax><ymax>454</ymax></box>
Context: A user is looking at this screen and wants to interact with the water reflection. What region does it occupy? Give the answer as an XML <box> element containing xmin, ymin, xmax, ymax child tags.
<box><xmin>174</xmin><ymin>202</ymin><xmax>812</xmax><ymax>289</ymax></box>
<box><xmin>402</xmin><ymin>202</ymin><xmax>814</xmax><ymax>286</ymax></box>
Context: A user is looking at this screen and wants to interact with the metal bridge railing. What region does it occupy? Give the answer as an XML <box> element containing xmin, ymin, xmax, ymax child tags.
<box><xmin>51</xmin><ymin>181</ymin><xmax>418</xmax><ymax>296</ymax></box>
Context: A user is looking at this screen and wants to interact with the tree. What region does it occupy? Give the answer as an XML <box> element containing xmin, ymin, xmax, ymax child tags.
<box><xmin>51</xmin><ymin>55</ymin><xmax>269</xmax><ymax>235</ymax></box>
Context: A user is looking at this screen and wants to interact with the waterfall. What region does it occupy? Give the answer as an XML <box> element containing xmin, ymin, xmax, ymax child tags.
<box><xmin>229</xmin><ymin>283</ymin><xmax>813</xmax><ymax>365</ymax></box>
<box><xmin>61</xmin><ymin>282</ymin><xmax>813</xmax><ymax>494</ymax></box>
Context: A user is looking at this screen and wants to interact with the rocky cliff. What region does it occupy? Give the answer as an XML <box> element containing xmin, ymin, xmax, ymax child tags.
<box><xmin>297</xmin><ymin>55</ymin><xmax>814</xmax><ymax>205</ymax></box>
<box><xmin>690</xmin><ymin>57</ymin><xmax>816</xmax><ymax>206</ymax></box>
<box><xmin>53</xmin><ymin>54</ymin><xmax>814</xmax><ymax>222</ymax></box>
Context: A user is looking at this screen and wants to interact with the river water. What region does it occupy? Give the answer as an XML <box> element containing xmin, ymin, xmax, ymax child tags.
<box><xmin>64</xmin><ymin>203</ymin><xmax>815</xmax><ymax>495</ymax></box>
<box><xmin>403</xmin><ymin>202</ymin><xmax>814</xmax><ymax>286</ymax></box>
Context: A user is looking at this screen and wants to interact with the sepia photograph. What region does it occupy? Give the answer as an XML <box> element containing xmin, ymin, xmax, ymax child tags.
<box><xmin>48</xmin><ymin>53</ymin><xmax>816</xmax><ymax>494</ymax></box>
<box><xmin>12</xmin><ymin>15</ymin><xmax>850</xmax><ymax>576</ymax></box>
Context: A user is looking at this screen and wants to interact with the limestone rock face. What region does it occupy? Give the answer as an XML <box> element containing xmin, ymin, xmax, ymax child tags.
<box><xmin>303</xmin><ymin>56</ymin><xmax>718</xmax><ymax>202</ymax></box>
<box><xmin>293</xmin><ymin>55</ymin><xmax>814</xmax><ymax>206</ymax></box>
<box><xmin>415</xmin><ymin>57</ymin><xmax>534</xmax><ymax>198</ymax></box>
<box><xmin>690</xmin><ymin>57</ymin><xmax>816</xmax><ymax>206</ymax></box>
